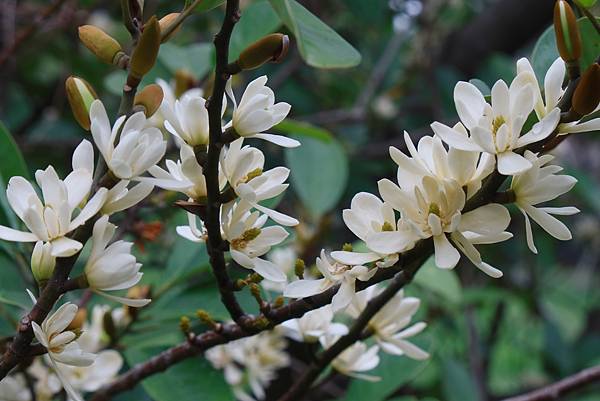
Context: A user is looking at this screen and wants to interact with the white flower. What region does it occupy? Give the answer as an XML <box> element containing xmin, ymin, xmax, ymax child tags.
<box><xmin>391</xmin><ymin>131</ymin><xmax>494</xmax><ymax>198</ymax></box>
<box><xmin>147</xmin><ymin>78</ymin><xmax>203</xmax><ymax>130</ymax></box>
<box><xmin>431</xmin><ymin>75</ymin><xmax>560</xmax><ymax>175</ymax></box>
<box><xmin>0</xmin><ymin>140</ymin><xmax>107</xmax><ymax>257</ymax></box>
<box><xmin>0</xmin><ymin>375</ymin><xmax>30</xmax><ymax>401</ymax></box>
<box><xmin>162</xmin><ymin>91</ymin><xmax>225</xmax><ymax>147</ymax></box>
<box><xmin>284</xmin><ymin>250</ymin><xmax>377</xmax><ymax>312</ymax></box>
<box><xmin>226</xmin><ymin>76</ymin><xmax>299</xmax><ymax>148</ymax></box>
<box><xmin>329</xmin><ymin>341</ymin><xmax>380</xmax><ymax>382</ymax></box>
<box><xmin>27</xmin><ymin>360</ymin><xmax>61</xmax><ymax>401</ymax></box>
<box><xmin>220</xmin><ymin>138</ymin><xmax>298</xmax><ymax>226</ymax></box>
<box><xmin>280</xmin><ymin>305</ymin><xmax>348</xmax><ymax>343</ymax></box>
<box><xmin>207</xmin><ymin>330</ymin><xmax>289</xmax><ymax>401</ymax></box>
<box><xmin>101</xmin><ymin>180</ymin><xmax>154</xmax><ymax>215</ymax></box>
<box><xmin>221</xmin><ymin>201</ymin><xmax>289</xmax><ymax>282</ymax></box>
<box><xmin>60</xmin><ymin>350</ymin><xmax>123</xmax><ymax>397</ymax></box>
<box><xmin>90</xmin><ymin>99</ymin><xmax>167</xmax><ymax>179</ymax></box>
<box><xmin>144</xmin><ymin>144</ymin><xmax>225</xmax><ymax>201</ymax></box>
<box><xmin>348</xmin><ymin>287</ymin><xmax>429</xmax><ymax>360</ymax></box>
<box><xmin>84</xmin><ymin>215</ymin><xmax>150</xmax><ymax>307</ymax></box>
<box><xmin>511</xmin><ymin>150</ymin><xmax>579</xmax><ymax>253</ymax></box>
<box><xmin>31</xmin><ymin>302</ymin><xmax>95</xmax><ymax>401</ymax></box>
<box><xmin>377</xmin><ymin>175</ymin><xmax>511</xmax><ymax>277</ymax></box>
<box><xmin>331</xmin><ymin>192</ymin><xmax>410</xmax><ymax>268</ymax></box>
<box><xmin>517</xmin><ymin>57</ymin><xmax>600</xmax><ymax>135</ymax></box>
<box><xmin>176</xmin><ymin>212</ymin><xmax>206</xmax><ymax>243</ymax></box>
<box><xmin>262</xmin><ymin>246</ymin><xmax>297</xmax><ymax>292</ymax></box>
<box><xmin>31</xmin><ymin>241</ymin><xmax>56</xmax><ymax>282</ymax></box>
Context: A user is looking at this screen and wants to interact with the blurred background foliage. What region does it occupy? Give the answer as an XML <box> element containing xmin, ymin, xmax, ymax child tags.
<box><xmin>1</xmin><ymin>0</ymin><xmax>600</xmax><ymax>400</ymax></box>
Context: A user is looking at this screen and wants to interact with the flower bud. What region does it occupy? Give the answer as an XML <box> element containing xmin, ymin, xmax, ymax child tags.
<box><xmin>67</xmin><ymin>308</ymin><xmax>88</xmax><ymax>331</ymax></box>
<box><xmin>572</xmin><ymin>63</ymin><xmax>600</xmax><ymax>116</ymax></box>
<box><xmin>236</xmin><ymin>34</ymin><xmax>289</xmax><ymax>71</ymax></box>
<box><xmin>31</xmin><ymin>242</ymin><xmax>56</xmax><ymax>285</ymax></box>
<box><xmin>78</xmin><ymin>25</ymin><xmax>125</xmax><ymax>65</ymax></box>
<box><xmin>130</xmin><ymin>16</ymin><xmax>161</xmax><ymax>80</ymax></box>
<box><xmin>134</xmin><ymin>84</ymin><xmax>164</xmax><ymax>117</ymax></box>
<box><xmin>554</xmin><ymin>0</ymin><xmax>582</xmax><ymax>62</ymax></box>
<box><xmin>65</xmin><ymin>76</ymin><xmax>98</xmax><ymax>130</ymax></box>
<box><xmin>159</xmin><ymin>13</ymin><xmax>181</xmax><ymax>43</ymax></box>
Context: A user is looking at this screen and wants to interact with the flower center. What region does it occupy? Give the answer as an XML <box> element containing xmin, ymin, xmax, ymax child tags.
<box><xmin>244</xmin><ymin>168</ymin><xmax>263</xmax><ymax>183</ymax></box>
<box><xmin>428</xmin><ymin>203</ymin><xmax>441</xmax><ymax>217</ymax></box>
<box><xmin>231</xmin><ymin>228</ymin><xmax>261</xmax><ymax>250</ymax></box>
<box><xmin>381</xmin><ymin>221</ymin><xmax>394</xmax><ymax>231</ymax></box>
<box><xmin>491</xmin><ymin>115</ymin><xmax>506</xmax><ymax>135</ymax></box>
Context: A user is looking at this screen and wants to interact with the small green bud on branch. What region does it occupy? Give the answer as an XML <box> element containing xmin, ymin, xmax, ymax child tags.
<box><xmin>294</xmin><ymin>258</ymin><xmax>305</xmax><ymax>279</ymax></box>
<box><xmin>65</xmin><ymin>76</ymin><xmax>97</xmax><ymax>130</ymax></box>
<box><xmin>572</xmin><ymin>63</ymin><xmax>600</xmax><ymax>116</ymax></box>
<box><xmin>229</xmin><ymin>33</ymin><xmax>290</xmax><ymax>73</ymax></box>
<box><xmin>78</xmin><ymin>25</ymin><xmax>127</xmax><ymax>66</ymax></box>
<box><xmin>134</xmin><ymin>84</ymin><xmax>164</xmax><ymax>117</ymax></box>
<box><xmin>554</xmin><ymin>0</ymin><xmax>582</xmax><ymax>63</ymax></box>
<box><xmin>159</xmin><ymin>13</ymin><xmax>181</xmax><ymax>43</ymax></box>
<box><xmin>130</xmin><ymin>16</ymin><xmax>161</xmax><ymax>81</ymax></box>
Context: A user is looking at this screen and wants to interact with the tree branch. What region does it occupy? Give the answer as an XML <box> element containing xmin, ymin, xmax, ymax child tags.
<box><xmin>202</xmin><ymin>0</ymin><xmax>247</xmax><ymax>325</ymax></box>
<box><xmin>502</xmin><ymin>364</ymin><xmax>600</xmax><ymax>401</ymax></box>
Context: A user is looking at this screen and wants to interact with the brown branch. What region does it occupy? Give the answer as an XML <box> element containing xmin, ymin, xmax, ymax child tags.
<box><xmin>502</xmin><ymin>364</ymin><xmax>600</xmax><ymax>401</ymax></box>
<box><xmin>201</xmin><ymin>0</ymin><xmax>247</xmax><ymax>325</ymax></box>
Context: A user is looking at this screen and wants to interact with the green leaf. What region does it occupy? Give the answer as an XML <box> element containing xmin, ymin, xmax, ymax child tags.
<box><xmin>125</xmin><ymin>346</ymin><xmax>234</xmax><ymax>401</ymax></box>
<box><xmin>579</xmin><ymin>0</ymin><xmax>598</xmax><ymax>7</ymax></box>
<box><xmin>268</xmin><ymin>0</ymin><xmax>361</xmax><ymax>68</ymax></box>
<box><xmin>0</xmin><ymin>121</ymin><xmax>29</xmax><ymax>180</ymax></box>
<box><xmin>342</xmin><ymin>352</ymin><xmax>429</xmax><ymax>401</ymax></box>
<box><xmin>194</xmin><ymin>0</ymin><xmax>226</xmax><ymax>12</ymax></box>
<box><xmin>273</xmin><ymin>119</ymin><xmax>333</xmax><ymax>142</ymax></box>
<box><xmin>531</xmin><ymin>18</ymin><xmax>600</xmax><ymax>80</ymax></box>
<box><xmin>441</xmin><ymin>359</ymin><xmax>479</xmax><ymax>401</ymax></box>
<box><xmin>158</xmin><ymin>43</ymin><xmax>214</xmax><ymax>79</ymax></box>
<box><xmin>285</xmin><ymin>135</ymin><xmax>349</xmax><ymax>217</ymax></box>
<box><xmin>230</xmin><ymin>1</ymin><xmax>281</xmax><ymax>60</ymax></box>
<box><xmin>413</xmin><ymin>257</ymin><xmax>462</xmax><ymax>306</ymax></box>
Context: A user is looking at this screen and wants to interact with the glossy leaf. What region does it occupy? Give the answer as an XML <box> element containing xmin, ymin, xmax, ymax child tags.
<box><xmin>269</xmin><ymin>0</ymin><xmax>361</xmax><ymax>68</ymax></box>
<box><xmin>273</xmin><ymin>119</ymin><xmax>333</xmax><ymax>142</ymax></box>
<box><xmin>531</xmin><ymin>18</ymin><xmax>600</xmax><ymax>80</ymax></box>
<box><xmin>0</xmin><ymin>121</ymin><xmax>29</xmax><ymax>180</ymax></box>
<box><xmin>230</xmin><ymin>1</ymin><xmax>281</xmax><ymax>60</ymax></box>
<box><xmin>285</xmin><ymin>135</ymin><xmax>349</xmax><ymax>217</ymax></box>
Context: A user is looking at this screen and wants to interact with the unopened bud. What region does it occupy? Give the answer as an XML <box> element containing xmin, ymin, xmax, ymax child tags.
<box><xmin>134</xmin><ymin>84</ymin><xmax>164</xmax><ymax>117</ymax></box>
<box><xmin>130</xmin><ymin>16</ymin><xmax>161</xmax><ymax>80</ymax></box>
<box><xmin>78</xmin><ymin>25</ymin><xmax>125</xmax><ymax>65</ymax></box>
<box><xmin>250</xmin><ymin>283</ymin><xmax>262</xmax><ymax>300</ymax></box>
<box><xmin>573</xmin><ymin>63</ymin><xmax>600</xmax><ymax>116</ymax></box>
<box><xmin>174</xmin><ymin>69</ymin><xmax>196</xmax><ymax>98</ymax></box>
<box><xmin>554</xmin><ymin>0</ymin><xmax>582</xmax><ymax>62</ymax></box>
<box><xmin>65</xmin><ymin>76</ymin><xmax>97</xmax><ymax>130</ymax></box>
<box><xmin>159</xmin><ymin>13</ymin><xmax>181</xmax><ymax>43</ymax></box>
<box><xmin>273</xmin><ymin>296</ymin><xmax>285</xmax><ymax>308</ymax></box>
<box><xmin>31</xmin><ymin>241</ymin><xmax>56</xmax><ymax>285</ymax></box>
<box><xmin>195</xmin><ymin>309</ymin><xmax>217</xmax><ymax>329</ymax></box>
<box><xmin>236</xmin><ymin>34</ymin><xmax>289</xmax><ymax>71</ymax></box>
<box><xmin>249</xmin><ymin>273</ymin><xmax>263</xmax><ymax>283</ymax></box>
<box><xmin>294</xmin><ymin>258</ymin><xmax>305</xmax><ymax>279</ymax></box>
<box><xmin>180</xmin><ymin>316</ymin><xmax>191</xmax><ymax>333</ymax></box>
<box><xmin>67</xmin><ymin>308</ymin><xmax>88</xmax><ymax>331</ymax></box>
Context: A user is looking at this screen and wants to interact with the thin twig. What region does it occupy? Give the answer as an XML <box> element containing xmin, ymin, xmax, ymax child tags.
<box><xmin>502</xmin><ymin>364</ymin><xmax>600</xmax><ymax>401</ymax></box>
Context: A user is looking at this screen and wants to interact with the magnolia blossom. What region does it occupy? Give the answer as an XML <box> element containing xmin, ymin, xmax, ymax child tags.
<box><xmin>391</xmin><ymin>131</ymin><xmax>494</xmax><ymax>198</ymax></box>
<box><xmin>101</xmin><ymin>180</ymin><xmax>154</xmax><ymax>215</ymax></box>
<box><xmin>511</xmin><ymin>151</ymin><xmax>579</xmax><ymax>253</ymax></box>
<box><xmin>284</xmin><ymin>250</ymin><xmax>377</xmax><ymax>311</ymax></box>
<box><xmin>431</xmin><ymin>75</ymin><xmax>560</xmax><ymax>175</ymax></box>
<box><xmin>221</xmin><ymin>201</ymin><xmax>289</xmax><ymax>282</ymax></box>
<box><xmin>0</xmin><ymin>375</ymin><xmax>30</xmax><ymax>401</ymax></box>
<box><xmin>220</xmin><ymin>138</ymin><xmax>298</xmax><ymax>226</ymax></box>
<box><xmin>28</xmin><ymin>360</ymin><xmax>61</xmax><ymax>401</ymax></box>
<box><xmin>148</xmin><ymin>78</ymin><xmax>203</xmax><ymax>130</ymax></box>
<box><xmin>0</xmin><ymin>140</ymin><xmax>106</xmax><ymax>257</ymax></box>
<box><xmin>377</xmin><ymin>175</ymin><xmax>511</xmax><ymax>277</ymax></box>
<box><xmin>144</xmin><ymin>144</ymin><xmax>221</xmax><ymax>200</ymax></box>
<box><xmin>329</xmin><ymin>340</ymin><xmax>380</xmax><ymax>382</ymax></box>
<box><xmin>90</xmin><ymin>99</ymin><xmax>167</xmax><ymax>179</ymax></box>
<box><xmin>280</xmin><ymin>305</ymin><xmax>348</xmax><ymax>343</ymax></box>
<box><xmin>348</xmin><ymin>287</ymin><xmax>428</xmax><ymax>360</ymax></box>
<box><xmin>262</xmin><ymin>246</ymin><xmax>297</xmax><ymax>292</ymax></box>
<box><xmin>31</xmin><ymin>302</ymin><xmax>95</xmax><ymax>401</ymax></box>
<box><xmin>331</xmin><ymin>192</ymin><xmax>409</xmax><ymax>268</ymax></box>
<box><xmin>60</xmin><ymin>351</ymin><xmax>122</xmax><ymax>397</ymax></box>
<box><xmin>226</xmin><ymin>76</ymin><xmax>299</xmax><ymax>147</ymax></box>
<box><xmin>84</xmin><ymin>216</ymin><xmax>150</xmax><ymax>307</ymax></box>
<box><xmin>207</xmin><ymin>330</ymin><xmax>289</xmax><ymax>401</ymax></box>
<box><xmin>517</xmin><ymin>57</ymin><xmax>600</xmax><ymax>135</ymax></box>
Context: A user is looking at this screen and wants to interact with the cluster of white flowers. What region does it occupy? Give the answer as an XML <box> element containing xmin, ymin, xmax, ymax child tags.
<box><xmin>206</xmin><ymin>329</ymin><xmax>290</xmax><ymax>401</ymax></box>
<box><xmin>1</xmin><ymin>304</ymin><xmax>126</xmax><ymax>401</ymax></box>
